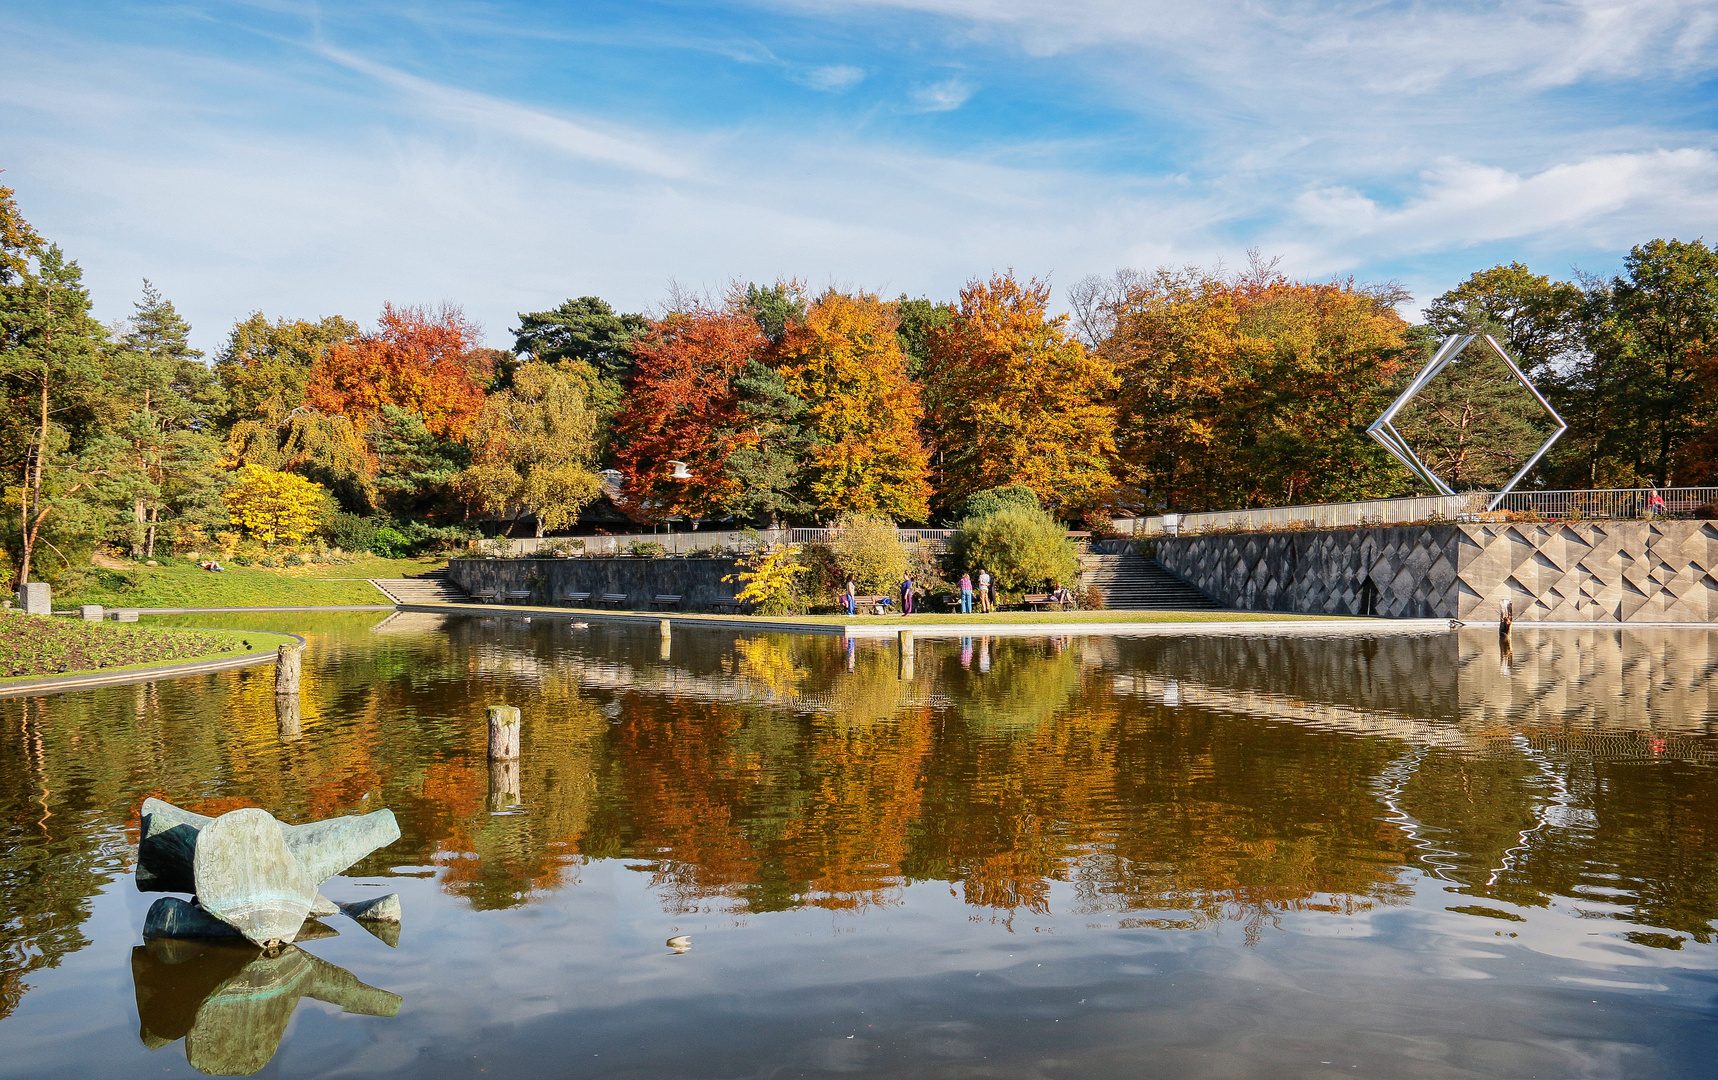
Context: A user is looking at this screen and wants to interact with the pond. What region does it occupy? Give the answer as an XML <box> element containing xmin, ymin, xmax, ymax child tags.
<box><xmin>1</xmin><ymin>612</ymin><xmax>1717</xmax><ymax>1078</ymax></box>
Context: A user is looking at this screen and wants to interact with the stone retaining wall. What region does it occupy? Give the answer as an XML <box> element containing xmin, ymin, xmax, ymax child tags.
<box><xmin>449</xmin><ymin>557</ymin><xmax>745</xmax><ymax>612</ymax></box>
<box><xmin>1154</xmin><ymin>520</ymin><xmax>1718</xmax><ymax>623</ymax></box>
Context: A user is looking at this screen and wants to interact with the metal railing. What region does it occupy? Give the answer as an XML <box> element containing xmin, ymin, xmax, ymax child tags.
<box><xmin>1117</xmin><ymin>487</ymin><xmax>1718</xmax><ymax>536</ymax></box>
<box><xmin>475</xmin><ymin>527</ymin><xmax>958</xmax><ymax>556</ymax></box>
<box><xmin>1489</xmin><ymin>488</ymin><xmax>1718</xmax><ymax>520</ymax></box>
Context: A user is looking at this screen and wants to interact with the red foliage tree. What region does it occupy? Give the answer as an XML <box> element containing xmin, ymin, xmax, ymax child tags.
<box><xmin>306</xmin><ymin>302</ymin><xmax>491</xmax><ymax>438</ymax></box>
<box><xmin>608</xmin><ymin>309</ymin><xmax>764</xmax><ymax>521</ymax></box>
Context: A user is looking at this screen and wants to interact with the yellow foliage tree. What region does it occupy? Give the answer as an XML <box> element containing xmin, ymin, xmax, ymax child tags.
<box><xmin>724</xmin><ymin>544</ymin><xmax>806</xmax><ymax>616</ymax></box>
<box><xmin>223</xmin><ymin>464</ymin><xmax>326</xmax><ymax>547</ymax></box>
<box><xmin>924</xmin><ymin>273</ymin><xmax>1118</xmax><ymax>516</ymax></box>
<box><xmin>775</xmin><ymin>291</ymin><xmax>932</xmax><ymax>521</ymax></box>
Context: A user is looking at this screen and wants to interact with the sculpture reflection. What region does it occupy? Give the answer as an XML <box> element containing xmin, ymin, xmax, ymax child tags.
<box><xmin>131</xmin><ymin>936</ymin><xmax>400</xmax><ymax>1077</ymax></box>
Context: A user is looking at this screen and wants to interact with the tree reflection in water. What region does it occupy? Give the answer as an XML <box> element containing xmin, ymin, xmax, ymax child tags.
<box><xmin>3</xmin><ymin>614</ymin><xmax>1718</xmax><ymax>1023</ymax></box>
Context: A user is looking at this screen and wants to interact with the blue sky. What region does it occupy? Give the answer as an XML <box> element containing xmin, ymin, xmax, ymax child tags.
<box><xmin>3</xmin><ymin>0</ymin><xmax>1716</xmax><ymax>352</ymax></box>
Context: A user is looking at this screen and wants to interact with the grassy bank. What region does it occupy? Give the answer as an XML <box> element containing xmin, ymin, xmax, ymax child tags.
<box><xmin>0</xmin><ymin>614</ymin><xmax>293</xmax><ymax>681</ymax></box>
<box><xmin>57</xmin><ymin>554</ymin><xmax>447</xmax><ymax>609</ymax></box>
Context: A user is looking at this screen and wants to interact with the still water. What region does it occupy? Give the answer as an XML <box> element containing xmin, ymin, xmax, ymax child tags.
<box><xmin>2</xmin><ymin>612</ymin><xmax>1718</xmax><ymax>1078</ymax></box>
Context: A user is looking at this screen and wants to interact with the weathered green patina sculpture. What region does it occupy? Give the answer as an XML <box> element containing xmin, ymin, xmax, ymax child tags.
<box><xmin>135</xmin><ymin>797</ymin><xmax>403</xmax><ymax>946</ymax></box>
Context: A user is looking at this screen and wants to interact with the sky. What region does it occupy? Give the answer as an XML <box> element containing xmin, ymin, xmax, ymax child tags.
<box><xmin>3</xmin><ymin>0</ymin><xmax>1716</xmax><ymax>353</ymax></box>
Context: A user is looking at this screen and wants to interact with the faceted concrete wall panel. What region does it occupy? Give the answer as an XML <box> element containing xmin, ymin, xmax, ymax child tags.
<box><xmin>1156</xmin><ymin>521</ymin><xmax>1718</xmax><ymax>623</ymax></box>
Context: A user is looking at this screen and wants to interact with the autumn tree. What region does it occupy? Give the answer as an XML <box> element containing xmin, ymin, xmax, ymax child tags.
<box><xmin>775</xmin><ymin>291</ymin><xmax>932</xmax><ymax>522</ymax></box>
<box><xmin>223</xmin><ymin>464</ymin><xmax>325</xmax><ymax>546</ymax></box>
<box><xmin>608</xmin><ymin>308</ymin><xmax>763</xmax><ymax>521</ymax></box>
<box><xmin>307</xmin><ymin>302</ymin><xmax>490</xmax><ymax>440</ymax></box>
<box><xmin>925</xmin><ymin>273</ymin><xmax>1118</xmax><ymax>517</ymax></box>
<box><xmin>460</xmin><ymin>361</ymin><xmax>602</xmax><ymax>536</ymax></box>
<box><xmin>1102</xmin><ymin>261</ymin><xmax>1414</xmax><ymax>511</ymax></box>
<box><xmin>217</xmin><ymin>312</ymin><xmax>357</xmax><ymax>427</ymax></box>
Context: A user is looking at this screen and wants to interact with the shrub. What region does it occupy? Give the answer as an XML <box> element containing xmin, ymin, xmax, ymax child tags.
<box><xmin>1082</xmin><ymin>584</ymin><xmax>1105</xmax><ymax>610</ymax></box>
<box><xmin>797</xmin><ymin>541</ymin><xmax>844</xmax><ymax>607</ymax></box>
<box><xmin>952</xmin><ymin>506</ymin><xmax>1079</xmax><ymax>592</ymax></box>
<box><xmin>627</xmin><ymin>540</ymin><xmax>669</xmax><ymax>558</ymax></box>
<box><xmin>830</xmin><ymin>513</ymin><xmax>908</xmax><ymax>592</ymax></box>
<box><xmin>724</xmin><ymin>544</ymin><xmax>806</xmax><ymax>615</ymax></box>
<box><xmin>957</xmin><ymin>484</ymin><xmax>1041</xmax><ymax>522</ymax></box>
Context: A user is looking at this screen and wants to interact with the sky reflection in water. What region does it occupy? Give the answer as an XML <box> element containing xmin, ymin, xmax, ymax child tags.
<box><xmin>1</xmin><ymin>613</ymin><xmax>1716</xmax><ymax>1078</ymax></box>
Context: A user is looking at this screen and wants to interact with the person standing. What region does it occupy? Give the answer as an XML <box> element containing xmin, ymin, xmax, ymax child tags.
<box><xmin>845</xmin><ymin>576</ymin><xmax>857</xmax><ymax>616</ymax></box>
<box><xmin>958</xmin><ymin>572</ymin><xmax>973</xmax><ymax>613</ymax></box>
<box><xmin>1649</xmin><ymin>487</ymin><xmax>1667</xmax><ymax>518</ymax></box>
<box><xmin>901</xmin><ymin>573</ymin><xmax>915</xmax><ymax>615</ymax></box>
<box><xmin>977</xmin><ymin>569</ymin><xmax>993</xmax><ymax>613</ymax></box>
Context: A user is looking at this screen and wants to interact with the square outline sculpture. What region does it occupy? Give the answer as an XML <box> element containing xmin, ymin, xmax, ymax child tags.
<box><xmin>1367</xmin><ymin>334</ymin><xmax>1567</xmax><ymax>512</ymax></box>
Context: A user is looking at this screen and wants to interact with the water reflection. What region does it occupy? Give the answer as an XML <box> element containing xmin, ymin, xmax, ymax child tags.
<box><xmin>2</xmin><ymin>615</ymin><xmax>1718</xmax><ymax>1053</ymax></box>
<box><xmin>131</xmin><ymin>936</ymin><xmax>400</xmax><ymax>1076</ymax></box>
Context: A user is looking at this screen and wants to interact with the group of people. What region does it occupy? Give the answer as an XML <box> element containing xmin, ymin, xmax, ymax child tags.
<box><xmin>838</xmin><ymin>570</ymin><xmax>1074</xmax><ymax>615</ymax></box>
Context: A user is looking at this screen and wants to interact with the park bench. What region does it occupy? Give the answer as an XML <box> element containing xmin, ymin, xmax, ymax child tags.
<box><xmin>842</xmin><ymin>594</ymin><xmax>894</xmax><ymax>615</ymax></box>
<box><xmin>650</xmin><ymin>594</ymin><xmax>683</xmax><ymax>610</ymax></box>
<box><xmin>598</xmin><ymin>593</ymin><xmax>629</xmax><ymax>608</ymax></box>
<box><xmin>558</xmin><ymin>591</ymin><xmax>592</xmax><ymax>606</ymax></box>
<box><xmin>503</xmin><ymin>590</ymin><xmax>533</xmax><ymax>604</ymax></box>
<box><xmin>472</xmin><ymin>589</ymin><xmax>500</xmax><ymax>603</ymax></box>
<box><xmin>711</xmin><ymin>597</ymin><xmax>745</xmax><ymax>614</ymax></box>
<box><xmin>1024</xmin><ymin>593</ymin><xmax>1074</xmax><ymax>611</ymax></box>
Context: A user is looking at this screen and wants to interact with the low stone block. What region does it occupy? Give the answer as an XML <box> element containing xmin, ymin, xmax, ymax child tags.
<box><xmin>337</xmin><ymin>893</ymin><xmax>401</xmax><ymax>924</ymax></box>
<box><xmin>79</xmin><ymin>605</ymin><xmax>103</xmax><ymax>621</ymax></box>
<box><xmin>17</xmin><ymin>582</ymin><xmax>49</xmax><ymax>616</ymax></box>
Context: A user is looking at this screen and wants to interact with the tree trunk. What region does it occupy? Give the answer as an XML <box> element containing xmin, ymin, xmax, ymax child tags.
<box><xmin>146</xmin><ymin>505</ymin><xmax>160</xmax><ymax>558</ymax></box>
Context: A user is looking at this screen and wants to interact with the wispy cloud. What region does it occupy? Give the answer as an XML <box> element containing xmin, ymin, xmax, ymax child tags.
<box><xmin>796</xmin><ymin>63</ymin><xmax>865</xmax><ymax>91</ymax></box>
<box><xmin>911</xmin><ymin>77</ymin><xmax>972</xmax><ymax>112</ymax></box>
<box><xmin>312</xmin><ymin>43</ymin><xmax>689</xmax><ymax>179</ymax></box>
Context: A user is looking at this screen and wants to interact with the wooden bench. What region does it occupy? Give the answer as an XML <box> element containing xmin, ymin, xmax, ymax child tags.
<box><xmin>1024</xmin><ymin>593</ymin><xmax>1074</xmax><ymax>611</ymax></box>
<box><xmin>472</xmin><ymin>589</ymin><xmax>500</xmax><ymax>603</ymax></box>
<box><xmin>598</xmin><ymin>593</ymin><xmax>628</xmax><ymax>608</ymax></box>
<box><xmin>841</xmin><ymin>594</ymin><xmax>894</xmax><ymax>615</ymax></box>
<box><xmin>558</xmin><ymin>591</ymin><xmax>592</xmax><ymax>606</ymax></box>
<box><xmin>503</xmin><ymin>590</ymin><xmax>533</xmax><ymax>604</ymax></box>
<box><xmin>650</xmin><ymin>594</ymin><xmax>683</xmax><ymax>610</ymax></box>
<box><xmin>711</xmin><ymin>597</ymin><xmax>745</xmax><ymax>614</ymax></box>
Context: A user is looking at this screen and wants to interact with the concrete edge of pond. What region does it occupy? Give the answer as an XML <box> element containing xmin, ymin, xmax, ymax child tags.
<box><xmin>395</xmin><ymin>602</ymin><xmax>1469</xmax><ymax>638</ymax></box>
<box><xmin>0</xmin><ymin>631</ymin><xmax>305</xmax><ymax>699</ymax></box>
<box><xmin>115</xmin><ymin>605</ymin><xmax>397</xmax><ymax>614</ymax></box>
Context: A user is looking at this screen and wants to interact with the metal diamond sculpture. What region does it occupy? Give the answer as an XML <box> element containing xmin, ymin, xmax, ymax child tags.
<box><xmin>1367</xmin><ymin>334</ymin><xmax>1567</xmax><ymax>512</ymax></box>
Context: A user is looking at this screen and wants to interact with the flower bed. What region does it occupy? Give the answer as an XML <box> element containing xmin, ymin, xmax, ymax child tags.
<box><xmin>0</xmin><ymin>613</ymin><xmax>253</xmax><ymax>679</ymax></box>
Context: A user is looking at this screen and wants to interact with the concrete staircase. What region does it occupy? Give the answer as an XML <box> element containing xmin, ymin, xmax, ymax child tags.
<box><xmin>1080</xmin><ymin>553</ymin><xmax>1224</xmax><ymax>610</ymax></box>
<box><xmin>369</xmin><ymin>567</ymin><xmax>471</xmax><ymax>605</ymax></box>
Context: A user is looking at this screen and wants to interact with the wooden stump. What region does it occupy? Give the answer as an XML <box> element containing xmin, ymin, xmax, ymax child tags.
<box><xmin>275</xmin><ymin>644</ymin><xmax>304</xmax><ymax>697</ymax></box>
<box><xmin>488</xmin><ymin>705</ymin><xmax>521</xmax><ymax>761</ymax></box>
<box><xmin>1498</xmin><ymin>597</ymin><xmax>1514</xmax><ymax>636</ymax></box>
<box><xmin>898</xmin><ymin>629</ymin><xmax>914</xmax><ymax>656</ymax></box>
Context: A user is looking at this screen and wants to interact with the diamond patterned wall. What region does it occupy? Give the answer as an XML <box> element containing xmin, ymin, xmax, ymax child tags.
<box><xmin>1154</xmin><ymin>521</ymin><xmax>1718</xmax><ymax>623</ymax></box>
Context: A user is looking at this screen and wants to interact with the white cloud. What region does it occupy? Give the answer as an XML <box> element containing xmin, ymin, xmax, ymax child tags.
<box><xmin>1285</xmin><ymin>149</ymin><xmax>1718</xmax><ymax>265</ymax></box>
<box><xmin>911</xmin><ymin>77</ymin><xmax>973</xmax><ymax>112</ymax></box>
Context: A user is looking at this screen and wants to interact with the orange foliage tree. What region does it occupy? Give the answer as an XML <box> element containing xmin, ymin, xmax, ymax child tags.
<box><xmin>925</xmin><ymin>273</ymin><xmax>1118</xmax><ymax>516</ymax></box>
<box><xmin>775</xmin><ymin>291</ymin><xmax>932</xmax><ymax>521</ymax></box>
<box><xmin>1101</xmin><ymin>265</ymin><xmax>1415</xmax><ymax>511</ymax></box>
<box><xmin>306</xmin><ymin>302</ymin><xmax>491</xmax><ymax>439</ymax></box>
<box><xmin>607</xmin><ymin>308</ymin><xmax>764</xmax><ymax>521</ymax></box>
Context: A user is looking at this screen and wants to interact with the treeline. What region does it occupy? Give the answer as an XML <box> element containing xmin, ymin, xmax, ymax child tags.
<box><xmin>4</xmin><ymin>181</ymin><xmax>1717</xmax><ymax>590</ymax></box>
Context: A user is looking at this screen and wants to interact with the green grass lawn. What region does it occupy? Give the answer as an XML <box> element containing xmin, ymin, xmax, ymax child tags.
<box><xmin>0</xmin><ymin>613</ymin><xmax>297</xmax><ymax>682</ymax></box>
<box><xmin>58</xmin><ymin>554</ymin><xmax>447</xmax><ymax>609</ymax></box>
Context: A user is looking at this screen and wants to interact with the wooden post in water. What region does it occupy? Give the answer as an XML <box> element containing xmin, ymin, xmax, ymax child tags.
<box><xmin>1498</xmin><ymin>597</ymin><xmax>1514</xmax><ymax>636</ymax></box>
<box><xmin>275</xmin><ymin>644</ymin><xmax>304</xmax><ymax>697</ymax></box>
<box><xmin>660</xmin><ymin>619</ymin><xmax>672</xmax><ymax>660</ymax></box>
<box><xmin>488</xmin><ymin>705</ymin><xmax>521</xmax><ymax>761</ymax></box>
<box><xmin>898</xmin><ymin>629</ymin><xmax>914</xmax><ymax>680</ymax></box>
